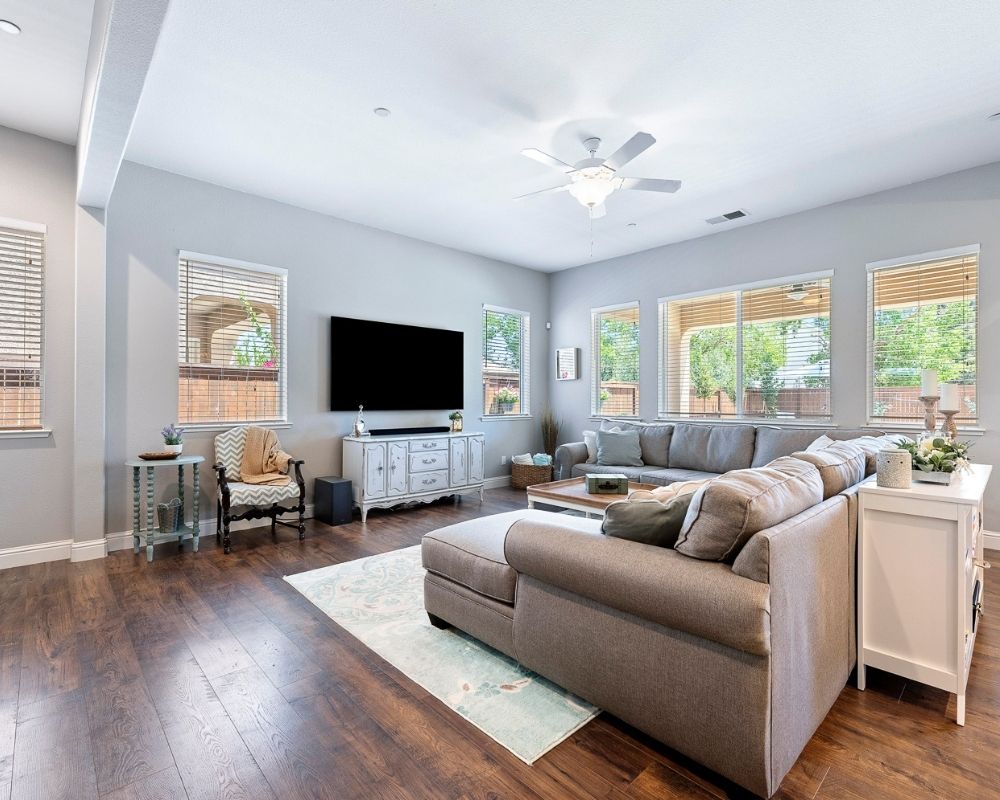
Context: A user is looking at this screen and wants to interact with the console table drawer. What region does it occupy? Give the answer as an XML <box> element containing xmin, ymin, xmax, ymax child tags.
<box><xmin>410</xmin><ymin>470</ymin><xmax>449</xmax><ymax>493</ymax></box>
<box><xmin>409</xmin><ymin>438</ymin><xmax>449</xmax><ymax>453</ymax></box>
<box><xmin>409</xmin><ymin>451</ymin><xmax>448</xmax><ymax>472</ymax></box>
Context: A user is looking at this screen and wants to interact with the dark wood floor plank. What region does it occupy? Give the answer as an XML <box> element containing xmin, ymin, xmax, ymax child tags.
<box><xmin>69</xmin><ymin>560</ymin><xmax>124</xmax><ymax>633</ymax></box>
<box><xmin>10</xmin><ymin>688</ymin><xmax>98</xmax><ymax>800</ymax></box>
<box><xmin>101</xmin><ymin>765</ymin><xmax>188</xmax><ymax>800</ymax></box>
<box><xmin>17</xmin><ymin>574</ymin><xmax>81</xmax><ymax>707</ymax></box>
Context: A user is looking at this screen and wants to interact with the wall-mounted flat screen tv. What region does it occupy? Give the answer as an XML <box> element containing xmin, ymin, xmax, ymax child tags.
<box><xmin>330</xmin><ymin>316</ymin><xmax>464</xmax><ymax>411</ymax></box>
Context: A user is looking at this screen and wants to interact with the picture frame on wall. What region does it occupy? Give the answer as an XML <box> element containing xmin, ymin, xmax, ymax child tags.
<box><xmin>555</xmin><ymin>347</ymin><xmax>579</xmax><ymax>381</ymax></box>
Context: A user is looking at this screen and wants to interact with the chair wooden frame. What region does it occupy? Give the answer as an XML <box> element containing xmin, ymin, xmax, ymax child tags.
<box><xmin>213</xmin><ymin>459</ymin><xmax>306</xmax><ymax>554</ymax></box>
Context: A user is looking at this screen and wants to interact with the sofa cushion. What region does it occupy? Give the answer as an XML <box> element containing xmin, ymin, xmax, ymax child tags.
<box><xmin>597</xmin><ymin>428</ymin><xmax>643</xmax><ymax>467</ymax></box>
<box><xmin>670</xmin><ymin>423</ymin><xmax>756</xmax><ymax>473</ymax></box>
<box><xmin>639</xmin><ymin>467</ymin><xmax>720</xmax><ymax>486</ymax></box>
<box><xmin>675</xmin><ymin>456</ymin><xmax>823</xmax><ymax>562</ymax></box>
<box><xmin>602</xmin><ymin>493</ymin><xmax>694</xmax><ymax>548</ymax></box>
<box><xmin>791</xmin><ymin>441</ymin><xmax>866</xmax><ymax>499</ymax></box>
<box><xmin>571</xmin><ymin>463</ymin><xmax>647</xmax><ymax>481</ymax></box>
<box><xmin>582</xmin><ymin>430</ymin><xmax>598</xmax><ymax>463</ymax></box>
<box><xmin>601</xmin><ymin>419</ymin><xmax>672</xmax><ymax>467</ymax></box>
<box><xmin>751</xmin><ymin>427</ymin><xmax>830</xmax><ymax>468</ymax></box>
<box><xmin>422</xmin><ymin>509</ymin><xmax>544</xmax><ymax>603</ymax></box>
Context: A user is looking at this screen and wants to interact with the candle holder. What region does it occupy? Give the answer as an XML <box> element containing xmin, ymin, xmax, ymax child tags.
<box><xmin>918</xmin><ymin>395</ymin><xmax>939</xmax><ymax>437</ymax></box>
<box><xmin>940</xmin><ymin>409</ymin><xmax>959</xmax><ymax>440</ymax></box>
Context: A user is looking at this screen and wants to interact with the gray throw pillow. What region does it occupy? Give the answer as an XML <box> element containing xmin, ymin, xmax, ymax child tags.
<box><xmin>602</xmin><ymin>493</ymin><xmax>694</xmax><ymax>548</ymax></box>
<box><xmin>596</xmin><ymin>428</ymin><xmax>643</xmax><ymax>467</ymax></box>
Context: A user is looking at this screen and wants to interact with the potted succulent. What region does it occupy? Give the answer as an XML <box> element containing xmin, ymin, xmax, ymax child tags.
<box><xmin>161</xmin><ymin>424</ymin><xmax>185</xmax><ymax>455</ymax></box>
<box><xmin>899</xmin><ymin>436</ymin><xmax>971</xmax><ymax>485</ymax></box>
<box><xmin>494</xmin><ymin>387</ymin><xmax>518</xmax><ymax>414</ymax></box>
<box><xmin>448</xmin><ymin>410</ymin><xmax>464</xmax><ymax>432</ymax></box>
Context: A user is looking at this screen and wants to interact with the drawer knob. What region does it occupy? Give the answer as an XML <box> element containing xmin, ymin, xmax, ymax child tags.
<box><xmin>422</xmin><ymin>458</ymin><xmax>434</xmax><ymax>464</ymax></box>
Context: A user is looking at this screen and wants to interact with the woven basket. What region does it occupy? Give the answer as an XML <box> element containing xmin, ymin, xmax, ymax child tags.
<box><xmin>511</xmin><ymin>462</ymin><xmax>553</xmax><ymax>489</ymax></box>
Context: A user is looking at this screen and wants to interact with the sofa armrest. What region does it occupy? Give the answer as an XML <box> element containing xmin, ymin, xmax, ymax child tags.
<box><xmin>504</xmin><ymin>518</ymin><xmax>771</xmax><ymax>655</ymax></box>
<box><xmin>554</xmin><ymin>442</ymin><xmax>588</xmax><ymax>480</ymax></box>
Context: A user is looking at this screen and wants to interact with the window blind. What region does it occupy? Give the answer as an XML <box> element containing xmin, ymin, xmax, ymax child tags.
<box><xmin>178</xmin><ymin>255</ymin><xmax>287</xmax><ymax>425</ymax></box>
<box><xmin>482</xmin><ymin>305</ymin><xmax>529</xmax><ymax>416</ymax></box>
<box><xmin>592</xmin><ymin>303</ymin><xmax>640</xmax><ymax>416</ymax></box>
<box><xmin>0</xmin><ymin>225</ymin><xmax>44</xmax><ymax>430</ymax></box>
<box><xmin>868</xmin><ymin>249</ymin><xmax>977</xmax><ymax>424</ymax></box>
<box><xmin>660</xmin><ymin>276</ymin><xmax>832</xmax><ymax>421</ymax></box>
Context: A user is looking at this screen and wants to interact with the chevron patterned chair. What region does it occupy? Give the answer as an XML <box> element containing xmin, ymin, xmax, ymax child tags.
<box><xmin>213</xmin><ymin>426</ymin><xmax>306</xmax><ymax>554</ymax></box>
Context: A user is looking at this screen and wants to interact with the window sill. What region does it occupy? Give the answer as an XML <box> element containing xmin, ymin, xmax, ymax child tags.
<box><xmin>181</xmin><ymin>422</ymin><xmax>292</xmax><ymax>434</ymax></box>
<box><xmin>865</xmin><ymin>422</ymin><xmax>986</xmax><ymax>438</ymax></box>
<box><xmin>480</xmin><ymin>414</ymin><xmax>533</xmax><ymax>421</ymax></box>
<box><xmin>0</xmin><ymin>428</ymin><xmax>52</xmax><ymax>440</ymax></box>
<box><xmin>655</xmin><ymin>417</ymin><xmax>835</xmax><ymax>428</ymax></box>
<box><xmin>590</xmin><ymin>415</ymin><xmax>641</xmax><ymax>422</ymax></box>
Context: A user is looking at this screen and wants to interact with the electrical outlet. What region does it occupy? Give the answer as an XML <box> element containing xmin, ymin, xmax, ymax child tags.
<box><xmin>501</xmin><ymin>455</ymin><xmax>509</xmax><ymax>465</ymax></box>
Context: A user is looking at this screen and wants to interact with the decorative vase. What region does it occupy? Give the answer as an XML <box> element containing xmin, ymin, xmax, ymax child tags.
<box><xmin>450</xmin><ymin>417</ymin><xmax>463</xmax><ymax>432</ymax></box>
<box><xmin>912</xmin><ymin>469</ymin><xmax>954</xmax><ymax>485</ymax></box>
<box><xmin>876</xmin><ymin>449</ymin><xmax>911</xmax><ymax>489</ymax></box>
<box><xmin>164</xmin><ymin>443</ymin><xmax>183</xmax><ymax>455</ymax></box>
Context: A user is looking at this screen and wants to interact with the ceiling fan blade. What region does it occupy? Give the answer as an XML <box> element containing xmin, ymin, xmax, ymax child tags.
<box><xmin>603</xmin><ymin>132</ymin><xmax>656</xmax><ymax>171</ymax></box>
<box><xmin>521</xmin><ymin>148</ymin><xmax>576</xmax><ymax>173</ymax></box>
<box><xmin>619</xmin><ymin>177</ymin><xmax>682</xmax><ymax>193</ymax></box>
<box><xmin>513</xmin><ymin>183</ymin><xmax>571</xmax><ymax>201</ymax></box>
<box><xmin>589</xmin><ymin>203</ymin><xmax>606</xmax><ymax>219</ymax></box>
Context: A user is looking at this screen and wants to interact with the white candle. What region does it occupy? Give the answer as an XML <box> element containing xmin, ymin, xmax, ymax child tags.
<box><xmin>920</xmin><ymin>369</ymin><xmax>938</xmax><ymax>397</ymax></box>
<box><xmin>939</xmin><ymin>382</ymin><xmax>960</xmax><ymax>411</ymax></box>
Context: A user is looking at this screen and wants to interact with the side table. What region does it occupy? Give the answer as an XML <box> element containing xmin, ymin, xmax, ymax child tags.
<box><xmin>125</xmin><ymin>455</ymin><xmax>205</xmax><ymax>561</ymax></box>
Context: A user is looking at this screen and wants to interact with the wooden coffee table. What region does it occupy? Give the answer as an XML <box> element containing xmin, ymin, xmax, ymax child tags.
<box><xmin>525</xmin><ymin>476</ymin><xmax>658</xmax><ymax>518</ymax></box>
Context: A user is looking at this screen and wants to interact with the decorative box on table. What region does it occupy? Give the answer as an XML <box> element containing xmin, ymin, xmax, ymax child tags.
<box><xmin>585</xmin><ymin>473</ymin><xmax>629</xmax><ymax>494</ymax></box>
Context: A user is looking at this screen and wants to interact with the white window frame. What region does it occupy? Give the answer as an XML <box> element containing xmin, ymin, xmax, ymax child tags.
<box><xmin>657</xmin><ymin>270</ymin><xmax>833</xmax><ymax>425</ymax></box>
<box><xmin>0</xmin><ymin>216</ymin><xmax>50</xmax><ymax>439</ymax></box>
<box><xmin>178</xmin><ymin>250</ymin><xmax>289</xmax><ymax>430</ymax></box>
<box><xmin>591</xmin><ymin>301</ymin><xmax>641</xmax><ymax>418</ymax></box>
<box><xmin>481</xmin><ymin>303</ymin><xmax>531</xmax><ymax>419</ymax></box>
<box><xmin>865</xmin><ymin>244</ymin><xmax>979</xmax><ymax>429</ymax></box>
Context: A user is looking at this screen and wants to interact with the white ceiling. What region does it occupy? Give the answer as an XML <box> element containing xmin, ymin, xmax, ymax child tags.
<box><xmin>0</xmin><ymin>0</ymin><xmax>95</xmax><ymax>144</ymax></box>
<box><xmin>125</xmin><ymin>0</ymin><xmax>1000</xmax><ymax>272</ymax></box>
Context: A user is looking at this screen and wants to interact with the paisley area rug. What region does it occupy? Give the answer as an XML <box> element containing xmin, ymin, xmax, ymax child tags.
<box><xmin>284</xmin><ymin>545</ymin><xmax>599</xmax><ymax>763</ymax></box>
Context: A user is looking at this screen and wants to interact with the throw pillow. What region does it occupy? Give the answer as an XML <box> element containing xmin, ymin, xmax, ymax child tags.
<box><xmin>582</xmin><ymin>430</ymin><xmax>598</xmax><ymax>464</ymax></box>
<box><xmin>805</xmin><ymin>434</ymin><xmax>834</xmax><ymax>452</ymax></box>
<box><xmin>602</xmin><ymin>493</ymin><xmax>694</xmax><ymax>548</ymax></box>
<box><xmin>791</xmin><ymin>441</ymin><xmax>866</xmax><ymax>498</ymax></box>
<box><xmin>838</xmin><ymin>434</ymin><xmax>914</xmax><ymax>476</ymax></box>
<box><xmin>629</xmin><ymin>479</ymin><xmax>710</xmax><ymax>503</ymax></box>
<box><xmin>674</xmin><ymin>456</ymin><xmax>823</xmax><ymax>562</ymax></box>
<box><xmin>596</xmin><ymin>428</ymin><xmax>643</xmax><ymax>467</ymax></box>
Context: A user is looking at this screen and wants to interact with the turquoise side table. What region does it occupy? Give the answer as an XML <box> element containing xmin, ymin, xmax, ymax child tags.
<box><xmin>125</xmin><ymin>455</ymin><xmax>204</xmax><ymax>561</ymax></box>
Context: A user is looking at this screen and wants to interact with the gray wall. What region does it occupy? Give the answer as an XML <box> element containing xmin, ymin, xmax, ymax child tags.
<box><xmin>550</xmin><ymin>160</ymin><xmax>1000</xmax><ymax>522</ymax></box>
<box><xmin>0</xmin><ymin>127</ymin><xmax>78</xmax><ymax>548</ymax></box>
<box><xmin>105</xmin><ymin>162</ymin><xmax>550</xmax><ymax>533</ymax></box>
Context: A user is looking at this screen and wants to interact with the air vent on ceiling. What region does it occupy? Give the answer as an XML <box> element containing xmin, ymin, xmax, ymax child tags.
<box><xmin>706</xmin><ymin>209</ymin><xmax>749</xmax><ymax>225</ymax></box>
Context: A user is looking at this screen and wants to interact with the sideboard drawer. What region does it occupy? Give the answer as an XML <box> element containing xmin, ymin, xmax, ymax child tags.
<box><xmin>410</xmin><ymin>470</ymin><xmax>450</xmax><ymax>493</ymax></box>
<box><xmin>409</xmin><ymin>451</ymin><xmax>448</xmax><ymax>473</ymax></box>
<box><xmin>409</xmin><ymin>438</ymin><xmax>449</xmax><ymax>453</ymax></box>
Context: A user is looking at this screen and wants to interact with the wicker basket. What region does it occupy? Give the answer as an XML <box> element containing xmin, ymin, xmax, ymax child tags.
<box><xmin>157</xmin><ymin>498</ymin><xmax>183</xmax><ymax>533</ymax></box>
<box><xmin>511</xmin><ymin>462</ymin><xmax>553</xmax><ymax>489</ymax></box>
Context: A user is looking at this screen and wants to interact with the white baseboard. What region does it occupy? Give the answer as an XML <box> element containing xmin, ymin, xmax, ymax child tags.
<box><xmin>983</xmin><ymin>529</ymin><xmax>1000</xmax><ymax>552</ymax></box>
<box><xmin>0</xmin><ymin>539</ymin><xmax>72</xmax><ymax>570</ymax></box>
<box><xmin>71</xmin><ymin>538</ymin><xmax>108</xmax><ymax>562</ymax></box>
<box><xmin>484</xmin><ymin>475</ymin><xmax>512</xmax><ymax>489</ymax></box>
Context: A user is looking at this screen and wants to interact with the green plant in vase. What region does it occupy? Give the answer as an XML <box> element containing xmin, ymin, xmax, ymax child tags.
<box><xmin>898</xmin><ymin>436</ymin><xmax>971</xmax><ymax>484</ymax></box>
<box><xmin>494</xmin><ymin>387</ymin><xmax>518</xmax><ymax>414</ymax></box>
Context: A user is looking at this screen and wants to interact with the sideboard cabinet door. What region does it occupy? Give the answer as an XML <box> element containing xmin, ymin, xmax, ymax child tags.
<box><xmin>468</xmin><ymin>436</ymin><xmax>485</xmax><ymax>484</ymax></box>
<box><xmin>450</xmin><ymin>438</ymin><xmax>468</xmax><ymax>486</ymax></box>
<box><xmin>388</xmin><ymin>442</ymin><xmax>408</xmax><ymax>496</ymax></box>
<box><xmin>364</xmin><ymin>443</ymin><xmax>387</xmax><ymax>498</ymax></box>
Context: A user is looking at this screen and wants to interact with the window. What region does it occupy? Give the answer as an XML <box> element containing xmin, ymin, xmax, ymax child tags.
<box><xmin>867</xmin><ymin>246</ymin><xmax>977</xmax><ymax>425</ymax></box>
<box><xmin>178</xmin><ymin>253</ymin><xmax>287</xmax><ymax>426</ymax></box>
<box><xmin>660</xmin><ymin>274</ymin><xmax>832</xmax><ymax>421</ymax></box>
<box><xmin>0</xmin><ymin>222</ymin><xmax>44</xmax><ymax>431</ymax></box>
<box><xmin>482</xmin><ymin>305</ymin><xmax>529</xmax><ymax>416</ymax></box>
<box><xmin>592</xmin><ymin>303</ymin><xmax>640</xmax><ymax>417</ymax></box>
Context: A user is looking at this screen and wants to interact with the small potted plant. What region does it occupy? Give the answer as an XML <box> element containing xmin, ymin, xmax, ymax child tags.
<box><xmin>899</xmin><ymin>436</ymin><xmax>971</xmax><ymax>485</ymax></box>
<box><xmin>448</xmin><ymin>410</ymin><xmax>464</xmax><ymax>432</ymax></box>
<box><xmin>494</xmin><ymin>387</ymin><xmax>518</xmax><ymax>414</ymax></box>
<box><xmin>161</xmin><ymin>424</ymin><xmax>185</xmax><ymax>455</ymax></box>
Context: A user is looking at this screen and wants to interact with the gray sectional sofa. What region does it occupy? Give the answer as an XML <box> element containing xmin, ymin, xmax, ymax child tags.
<box><xmin>556</xmin><ymin>418</ymin><xmax>874</xmax><ymax>483</ymax></box>
<box><xmin>421</xmin><ymin>420</ymin><xmax>883</xmax><ymax>797</ymax></box>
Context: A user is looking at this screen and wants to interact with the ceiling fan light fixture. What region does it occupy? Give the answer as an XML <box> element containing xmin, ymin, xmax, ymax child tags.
<box><xmin>567</xmin><ymin>166</ymin><xmax>617</xmax><ymax>208</ymax></box>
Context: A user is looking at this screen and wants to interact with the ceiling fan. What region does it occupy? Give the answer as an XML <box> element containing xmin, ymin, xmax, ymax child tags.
<box><xmin>515</xmin><ymin>132</ymin><xmax>681</xmax><ymax>219</ymax></box>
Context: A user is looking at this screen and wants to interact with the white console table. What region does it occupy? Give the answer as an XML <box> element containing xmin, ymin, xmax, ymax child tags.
<box><xmin>343</xmin><ymin>431</ymin><xmax>485</xmax><ymax>523</ymax></box>
<box><xmin>857</xmin><ymin>463</ymin><xmax>991</xmax><ymax>725</ymax></box>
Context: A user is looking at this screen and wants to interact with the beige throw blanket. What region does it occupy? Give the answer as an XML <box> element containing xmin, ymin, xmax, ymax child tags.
<box><xmin>240</xmin><ymin>426</ymin><xmax>293</xmax><ymax>485</ymax></box>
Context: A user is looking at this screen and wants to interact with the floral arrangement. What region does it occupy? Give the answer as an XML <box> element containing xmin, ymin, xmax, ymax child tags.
<box><xmin>448</xmin><ymin>411</ymin><xmax>463</xmax><ymax>421</ymax></box>
<box><xmin>495</xmin><ymin>387</ymin><xmax>519</xmax><ymax>405</ymax></box>
<box><xmin>899</xmin><ymin>436</ymin><xmax>971</xmax><ymax>474</ymax></box>
<box><xmin>161</xmin><ymin>424</ymin><xmax>184</xmax><ymax>445</ymax></box>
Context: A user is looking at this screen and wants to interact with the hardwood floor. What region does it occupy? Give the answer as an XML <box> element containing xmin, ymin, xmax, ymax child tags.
<box><xmin>1</xmin><ymin>487</ymin><xmax>997</xmax><ymax>799</ymax></box>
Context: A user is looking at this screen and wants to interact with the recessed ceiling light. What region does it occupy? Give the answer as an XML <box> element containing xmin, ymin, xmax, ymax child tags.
<box><xmin>626</xmin><ymin>222</ymin><xmax>637</xmax><ymax>229</ymax></box>
<box><xmin>373</xmin><ymin>107</ymin><xmax>391</xmax><ymax>118</ymax></box>
<box><xmin>989</xmin><ymin>111</ymin><xmax>1000</xmax><ymax>121</ymax></box>
<box><xmin>0</xmin><ymin>20</ymin><xmax>21</xmax><ymax>35</ymax></box>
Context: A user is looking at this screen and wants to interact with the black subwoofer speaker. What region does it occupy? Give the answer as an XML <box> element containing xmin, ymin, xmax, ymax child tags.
<box><xmin>314</xmin><ymin>476</ymin><xmax>353</xmax><ymax>526</ymax></box>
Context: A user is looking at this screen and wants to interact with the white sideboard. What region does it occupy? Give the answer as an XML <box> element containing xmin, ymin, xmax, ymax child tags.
<box><xmin>857</xmin><ymin>463</ymin><xmax>992</xmax><ymax>725</ymax></box>
<box><xmin>342</xmin><ymin>431</ymin><xmax>486</xmax><ymax>522</ymax></box>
